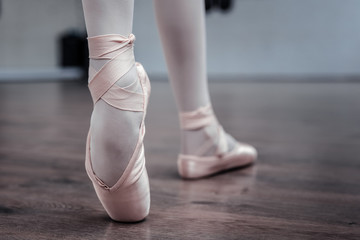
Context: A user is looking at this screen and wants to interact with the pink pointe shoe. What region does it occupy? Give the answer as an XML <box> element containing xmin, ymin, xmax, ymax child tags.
<box><xmin>85</xmin><ymin>34</ymin><xmax>151</xmax><ymax>222</ymax></box>
<box><xmin>177</xmin><ymin>105</ymin><xmax>257</xmax><ymax>179</ymax></box>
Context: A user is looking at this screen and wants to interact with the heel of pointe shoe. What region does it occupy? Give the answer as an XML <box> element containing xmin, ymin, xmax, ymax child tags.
<box><xmin>177</xmin><ymin>144</ymin><xmax>257</xmax><ymax>179</ymax></box>
<box><xmin>177</xmin><ymin>155</ymin><xmax>213</xmax><ymax>179</ymax></box>
<box><xmin>92</xmin><ymin>168</ymin><xmax>150</xmax><ymax>222</ymax></box>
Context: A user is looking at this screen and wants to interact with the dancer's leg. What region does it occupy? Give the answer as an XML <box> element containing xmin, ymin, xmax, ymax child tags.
<box><xmin>82</xmin><ymin>0</ymin><xmax>133</xmax><ymax>37</ymax></box>
<box><xmin>82</xmin><ymin>0</ymin><xmax>143</xmax><ymax>187</ymax></box>
<box><xmin>153</xmin><ymin>0</ymin><xmax>209</xmax><ymax>112</ymax></box>
<box><xmin>153</xmin><ymin>0</ymin><xmax>237</xmax><ymax>156</ymax></box>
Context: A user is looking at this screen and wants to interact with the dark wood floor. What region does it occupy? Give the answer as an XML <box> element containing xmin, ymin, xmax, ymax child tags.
<box><xmin>0</xmin><ymin>79</ymin><xmax>359</xmax><ymax>239</ymax></box>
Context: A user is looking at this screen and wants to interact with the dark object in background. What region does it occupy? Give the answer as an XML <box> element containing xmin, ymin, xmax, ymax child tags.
<box><xmin>59</xmin><ymin>30</ymin><xmax>89</xmax><ymax>80</ymax></box>
<box><xmin>205</xmin><ymin>0</ymin><xmax>233</xmax><ymax>13</ymax></box>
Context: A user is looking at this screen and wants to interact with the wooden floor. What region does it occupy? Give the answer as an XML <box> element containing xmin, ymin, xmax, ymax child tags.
<box><xmin>0</xmin><ymin>80</ymin><xmax>359</xmax><ymax>239</ymax></box>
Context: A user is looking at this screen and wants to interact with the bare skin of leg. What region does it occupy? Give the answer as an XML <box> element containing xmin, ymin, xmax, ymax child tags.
<box><xmin>153</xmin><ymin>0</ymin><xmax>237</xmax><ymax>156</ymax></box>
<box><xmin>82</xmin><ymin>0</ymin><xmax>143</xmax><ymax>187</ymax></box>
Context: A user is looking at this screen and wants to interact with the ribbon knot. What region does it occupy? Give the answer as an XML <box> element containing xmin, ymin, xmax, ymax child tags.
<box><xmin>128</xmin><ymin>33</ymin><xmax>135</xmax><ymax>44</ymax></box>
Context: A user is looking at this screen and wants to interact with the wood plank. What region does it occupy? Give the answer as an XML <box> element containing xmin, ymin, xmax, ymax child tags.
<box><xmin>0</xmin><ymin>80</ymin><xmax>359</xmax><ymax>239</ymax></box>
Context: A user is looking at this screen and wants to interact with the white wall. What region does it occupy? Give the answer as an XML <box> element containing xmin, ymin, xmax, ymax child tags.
<box><xmin>0</xmin><ymin>0</ymin><xmax>85</xmax><ymax>69</ymax></box>
<box><xmin>1</xmin><ymin>0</ymin><xmax>360</xmax><ymax>77</ymax></box>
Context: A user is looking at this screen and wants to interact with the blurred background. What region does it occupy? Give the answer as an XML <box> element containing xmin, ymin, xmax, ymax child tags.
<box><xmin>1</xmin><ymin>0</ymin><xmax>360</xmax><ymax>81</ymax></box>
<box><xmin>1</xmin><ymin>1</ymin><xmax>360</xmax><ymax>238</ymax></box>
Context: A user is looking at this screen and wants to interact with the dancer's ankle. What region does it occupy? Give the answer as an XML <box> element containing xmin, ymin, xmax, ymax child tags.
<box><xmin>179</xmin><ymin>105</ymin><xmax>237</xmax><ymax>157</ymax></box>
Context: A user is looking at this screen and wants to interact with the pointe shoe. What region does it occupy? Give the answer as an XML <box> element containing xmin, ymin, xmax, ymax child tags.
<box><xmin>177</xmin><ymin>104</ymin><xmax>257</xmax><ymax>179</ymax></box>
<box><xmin>85</xmin><ymin>34</ymin><xmax>151</xmax><ymax>222</ymax></box>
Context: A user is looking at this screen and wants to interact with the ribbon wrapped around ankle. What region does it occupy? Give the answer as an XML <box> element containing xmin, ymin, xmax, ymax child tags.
<box><xmin>88</xmin><ymin>34</ymin><xmax>135</xmax><ymax>60</ymax></box>
<box><xmin>179</xmin><ymin>104</ymin><xmax>216</xmax><ymax>130</ymax></box>
<box><xmin>179</xmin><ymin>104</ymin><xmax>228</xmax><ymax>156</ymax></box>
<box><xmin>87</xmin><ymin>34</ymin><xmax>144</xmax><ymax>112</ymax></box>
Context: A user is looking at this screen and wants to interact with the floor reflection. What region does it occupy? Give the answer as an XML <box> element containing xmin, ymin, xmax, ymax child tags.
<box><xmin>101</xmin><ymin>221</ymin><xmax>151</xmax><ymax>240</ymax></box>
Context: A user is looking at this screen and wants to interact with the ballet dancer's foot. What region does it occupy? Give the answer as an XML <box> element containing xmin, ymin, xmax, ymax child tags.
<box><xmin>85</xmin><ymin>34</ymin><xmax>151</xmax><ymax>222</ymax></box>
<box><xmin>178</xmin><ymin>104</ymin><xmax>257</xmax><ymax>179</ymax></box>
